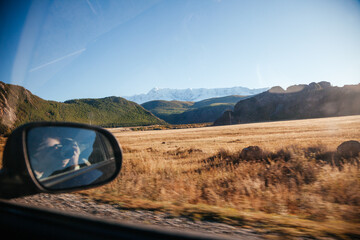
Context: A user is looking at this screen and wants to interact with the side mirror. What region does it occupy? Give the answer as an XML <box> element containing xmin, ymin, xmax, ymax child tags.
<box><xmin>0</xmin><ymin>122</ymin><xmax>122</xmax><ymax>199</ymax></box>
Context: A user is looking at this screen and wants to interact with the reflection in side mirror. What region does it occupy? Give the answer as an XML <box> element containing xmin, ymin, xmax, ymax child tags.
<box><xmin>27</xmin><ymin>127</ymin><xmax>118</xmax><ymax>190</ymax></box>
<box><xmin>0</xmin><ymin>122</ymin><xmax>122</xmax><ymax>199</ymax></box>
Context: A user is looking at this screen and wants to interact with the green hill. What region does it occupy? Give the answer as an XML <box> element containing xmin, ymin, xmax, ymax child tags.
<box><xmin>0</xmin><ymin>82</ymin><xmax>164</xmax><ymax>134</ymax></box>
<box><xmin>141</xmin><ymin>95</ymin><xmax>248</xmax><ymax>124</ymax></box>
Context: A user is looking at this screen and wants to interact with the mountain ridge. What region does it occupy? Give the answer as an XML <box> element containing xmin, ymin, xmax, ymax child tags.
<box><xmin>125</xmin><ymin>86</ymin><xmax>268</xmax><ymax>104</ymax></box>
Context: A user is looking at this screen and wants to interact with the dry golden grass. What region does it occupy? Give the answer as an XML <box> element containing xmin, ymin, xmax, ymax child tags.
<box><xmin>110</xmin><ymin>115</ymin><xmax>360</xmax><ymax>153</ymax></box>
<box><xmin>81</xmin><ymin>115</ymin><xmax>360</xmax><ymax>239</ymax></box>
<box><xmin>1</xmin><ymin>116</ymin><xmax>359</xmax><ymax>238</ymax></box>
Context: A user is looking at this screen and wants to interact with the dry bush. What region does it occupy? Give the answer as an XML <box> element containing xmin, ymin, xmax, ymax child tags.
<box><xmin>314</xmin><ymin>164</ymin><xmax>360</xmax><ymax>206</ymax></box>
<box><xmin>121</xmin><ymin>146</ymin><xmax>139</xmax><ymax>153</ymax></box>
<box><xmin>166</xmin><ymin>147</ymin><xmax>203</xmax><ymax>158</ymax></box>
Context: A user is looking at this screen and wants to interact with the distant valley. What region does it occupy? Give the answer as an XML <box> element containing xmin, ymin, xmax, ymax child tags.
<box><xmin>142</xmin><ymin>95</ymin><xmax>249</xmax><ymax>124</ymax></box>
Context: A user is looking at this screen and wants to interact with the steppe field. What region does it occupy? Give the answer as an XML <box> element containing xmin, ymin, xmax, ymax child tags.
<box><xmin>1</xmin><ymin>115</ymin><xmax>359</xmax><ymax>238</ymax></box>
<box><xmin>84</xmin><ymin>115</ymin><xmax>360</xmax><ymax>239</ymax></box>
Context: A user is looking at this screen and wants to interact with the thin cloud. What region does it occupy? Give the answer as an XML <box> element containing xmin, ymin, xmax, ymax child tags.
<box><xmin>86</xmin><ymin>0</ymin><xmax>97</xmax><ymax>15</ymax></box>
<box><xmin>29</xmin><ymin>48</ymin><xmax>86</xmax><ymax>72</ymax></box>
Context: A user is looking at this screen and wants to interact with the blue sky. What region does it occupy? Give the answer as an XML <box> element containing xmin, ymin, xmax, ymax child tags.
<box><xmin>1</xmin><ymin>0</ymin><xmax>359</xmax><ymax>102</ymax></box>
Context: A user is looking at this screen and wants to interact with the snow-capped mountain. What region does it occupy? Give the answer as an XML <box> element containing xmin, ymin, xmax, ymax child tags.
<box><xmin>124</xmin><ymin>87</ymin><xmax>269</xmax><ymax>104</ymax></box>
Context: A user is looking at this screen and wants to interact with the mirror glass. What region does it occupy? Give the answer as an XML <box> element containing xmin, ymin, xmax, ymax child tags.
<box><xmin>26</xmin><ymin>126</ymin><xmax>117</xmax><ymax>190</ymax></box>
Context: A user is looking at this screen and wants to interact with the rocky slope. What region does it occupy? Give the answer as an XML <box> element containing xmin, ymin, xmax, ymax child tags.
<box><xmin>214</xmin><ymin>82</ymin><xmax>360</xmax><ymax>125</ymax></box>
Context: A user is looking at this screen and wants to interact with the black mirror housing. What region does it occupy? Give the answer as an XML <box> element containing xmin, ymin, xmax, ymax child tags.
<box><xmin>0</xmin><ymin>122</ymin><xmax>122</xmax><ymax>199</ymax></box>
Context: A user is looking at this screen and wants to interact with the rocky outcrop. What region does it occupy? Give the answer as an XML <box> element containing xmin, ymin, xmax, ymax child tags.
<box><xmin>337</xmin><ymin>140</ymin><xmax>360</xmax><ymax>158</ymax></box>
<box><xmin>239</xmin><ymin>146</ymin><xmax>263</xmax><ymax>160</ymax></box>
<box><xmin>214</xmin><ymin>82</ymin><xmax>360</xmax><ymax>125</ymax></box>
<box><xmin>0</xmin><ymin>82</ymin><xmax>41</xmax><ymax>134</ymax></box>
